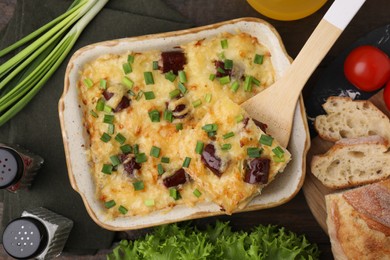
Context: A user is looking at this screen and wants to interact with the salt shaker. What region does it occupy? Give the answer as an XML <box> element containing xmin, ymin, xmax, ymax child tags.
<box><xmin>2</xmin><ymin>207</ymin><xmax>73</xmax><ymax>259</ymax></box>
<box><xmin>0</xmin><ymin>143</ymin><xmax>44</xmax><ymax>192</ymax></box>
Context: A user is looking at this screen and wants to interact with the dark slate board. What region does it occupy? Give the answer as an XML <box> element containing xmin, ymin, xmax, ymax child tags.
<box><xmin>305</xmin><ymin>24</ymin><xmax>390</xmax><ymax>137</ymax></box>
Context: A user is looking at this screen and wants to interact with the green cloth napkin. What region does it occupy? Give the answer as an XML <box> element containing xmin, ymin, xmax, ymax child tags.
<box><xmin>0</xmin><ymin>0</ymin><xmax>191</xmax><ymax>254</ymax></box>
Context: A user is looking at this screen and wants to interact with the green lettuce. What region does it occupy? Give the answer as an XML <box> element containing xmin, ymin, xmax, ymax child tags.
<box><xmin>106</xmin><ymin>221</ymin><xmax>320</xmax><ymax>260</ymax></box>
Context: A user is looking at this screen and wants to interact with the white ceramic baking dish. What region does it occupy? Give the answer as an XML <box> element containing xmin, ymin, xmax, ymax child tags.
<box><xmin>59</xmin><ymin>18</ymin><xmax>310</xmax><ymax>230</ymax></box>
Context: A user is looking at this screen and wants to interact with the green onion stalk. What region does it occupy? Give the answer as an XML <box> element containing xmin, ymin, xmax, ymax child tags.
<box><xmin>0</xmin><ymin>0</ymin><xmax>109</xmax><ymax>126</ymax></box>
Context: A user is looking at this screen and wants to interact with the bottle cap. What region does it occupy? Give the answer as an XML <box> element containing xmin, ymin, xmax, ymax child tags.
<box><xmin>0</xmin><ymin>147</ymin><xmax>24</xmax><ymax>189</ymax></box>
<box><xmin>2</xmin><ymin>217</ymin><xmax>49</xmax><ymax>259</ymax></box>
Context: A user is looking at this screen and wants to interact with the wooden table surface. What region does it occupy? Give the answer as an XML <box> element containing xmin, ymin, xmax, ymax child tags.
<box><xmin>1</xmin><ymin>0</ymin><xmax>389</xmax><ymax>259</ymax></box>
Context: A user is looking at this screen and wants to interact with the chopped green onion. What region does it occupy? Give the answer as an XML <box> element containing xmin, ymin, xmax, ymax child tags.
<box><xmin>221</xmin><ymin>39</ymin><xmax>228</xmax><ymax>49</ymax></box>
<box><xmin>161</xmin><ymin>157</ymin><xmax>170</xmax><ymax>163</ymax></box>
<box><xmin>231</xmin><ymin>81</ymin><xmax>239</xmax><ymax>92</ymax></box>
<box><xmin>208</xmin><ymin>131</ymin><xmax>217</xmax><ymax>138</ymax></box>
<box><xmin>182</xmin><ymin>157</ymin><xmax>191</xmax><ymax>168</ymax></box>
<box><xmin>169</xmin><ymin>188</ymin><xmax>181</xmax><ymax>200</ymax></box>
<box><xmin>221</xmin><ymin>143</ymin><xmax>232</xmax><ymax>150</ymax></box>
<box><xmin>195</xmin><ymin>141</ymin><xmax>204</xmax><ymax>154</ymax></box>
<box><xmin>107</xmin><ymin>124</ymin><xmax>114</xmax><ymax>135</ymax></box>
<box><xmin>110</xmin><ymin>155</ymin><xmax>121</xmax><ymax>166</ymax></box>
<box><xmin>100</xmin><ymin>133</ymin><xmax>111</xmax><ymax>143</ymax></box>
<box><xmin>144</xmin><ymin>199</ymin><xmax>155</xmax><ymax>207</ymax></box>
<box><xmin>103</xmin><ymin>105</ymin><xmax>112</xmax><ymax>113</ymax></box>
<box><xmin>128</xmin><ymin>55</ymin><xmax>135</xmax><ymax>64</ymax></box>
<box><xmin>223</xmin><ymin>132</ymin><xmax>235</xmax><ymax>139</ymax></box>
<box><xmin>122</xmin><ymin>62</ymin><xmax>132</xmax><ymax>74</ymax></box>
<box><xmin>157</xmin><ymin>164</ymin><xmax>164</xmax><ymax>175</ymax></box>
<box><xmin>150</xmin><ymin>146</ymin><xmax>161</xmax><ymax>158</ymax></box>
<box><xmin>148</xmin><ymin>110</ymin><xmax>160</xmax><ymax>122</ymax></box>
<box><xmin>136</xmin><ymin>90</ymin><xmax>144</xmax><ymax>101</ymax></box>
<box><xmin>219</xmin><ymin>75</ymin><xmax>230</xmax><ymax>85</ymax></box>
<box><xmin>152</xmin><ymin>61</ymin><xmax>159</xmax><ymax>70</ymax></box>
<box><xmin>118</xmin><ymin>205</ymin><xmax>128</xmax><ymax>215</ymax></box>
<box><xmin>101</xmin><ymin>164</ymin><xmax>113</xmax><ymax>174</ymax></box>
<box><xmin>169</xmin><ymin>89</ymin><xmax>181</xmax><ymax>99</ymax></box>
<box><xmin>115</xmin><ymin>133</ymin><xmax>126</xmax><ymax>145</ymax></box>
<box><xmin>218</xmin><ymin>52</ymin><xmax>225</xmax><ymax>59</ymax></box>
<box><xmin>217</xmin><ymin>67</ymin><xmax>225</xmax><ymax>74</ymax></box>
<box><xmin>90</xmin><ymin>110</ymin><xmax>98</xmax><ymax>118</ymax></box>
<box><xmin>163</xmin><ymin>109</ymin><xmax>173</xmax><ymax>123</ymax></box>
<box><xmin>128</xmin><ymin>89</ymin><xmax>136</xmax><ymax>96</ymax></box>
<box><xmin>202</xmin><ymin>123</ymin><xmax>218</xmax><ymax>132</ymax></box>
<box><xmin>120</xmin><ymin>144</ymin><xmax>132</xmax><ymax>154</ymax></box>
<box><xmin>254</xmin><ymin>54</ymin><xmax>264</xmax><ymax>64</ymax></box>
<box><xmin>169</xmin><ymin>188</ymin><xmax>177</xmax><ymax>199</ymax></box>
<box><xmin>273</xmin><ymin>155</ymin><xmax>285</xmax><ymax>163</ymax></box>
<box><xmin>135</xmin><ymin>153</ymin><xmax>147</xmax><ymax>163</ymax></box>
<box><xmin>192</xmin><ymin>99</ymin><xmax>202</xmax><ymax>108</ymax></box>
<box><xmin>178</xmin><ymin>70</ymin><xmax>187</xmax><ymax>83</ymax></box>
<box><xmin>122</xmin><ymin>76</ymin><xmax>134</xmax><ymax>89</ymax></box>
<box><xmin>205</xmin><ymin>93</ymin><xmax>212</xmax><ymax>103</ymax></box>
<box><xmin>178</xmin><ymin>82</ymin><xmax>187</xmax><ymax>94</ymax></box>
<box><xmin>272</xmin><ymin>146</ymin><xmax>285</xmax><ymax>158</ymax></box>
<box><xmin>96</xmin><ymin>99</ymin><xmax>105</xmax><ymax>111</ymax></box>
<box><xmin>133</xmin><ymin>181</ymin><xmax>144</xmax><ymax>191</ymax></box>
<box><xmin>0</xmin><ymin>0</ymin><xmax>110</xmax><ymax>127</ymax></box>
<box><xmin>260</xmin><ymin>134</ymin><xmax>273</xmax><ymax>146</ymax></box>
<box><xmin>144</xmin><ymin>71</ymin><xmax>154</xmax><ymax>85</ymax></box>
<box><xmin>252</xmin><ymin>77</ymin><xmax>260</xmax><ymax>86</ymax></box>
<box><xmin>144</xmin><ymin>91</ymin><xmax>155</xmax><ymax>100</ymax></box>
<box><xmin>165</xmin><ymin>71</ymin><xmax>176</xmax><ymax>82</ymax></box>
<box><xmin>236</xmin><ymin>114</ymin><xmax>244</xmax><ymax>123</ymax></box>
<box><xmin>99</xmin><ymin>79</ymin><xmax>107</xmax><ymax>89</ymax></box>
<box><xmin>224</xmin><ymin>59</ymin><xmax>233</xmax><ymax>69</ymax></box>
<box><xmin>103</xmin><ymin>114</ymin><xmax>114</xmax><ymax>124</ymax></box>
<box><xmin>84</xmin><ymin>78</ymin><xmax>93</xmax><ymax>88</ymax></box>
<box><xmin>209</xmin><ymin>74</ymin><xmax>216</xmax><ymax>81</ymax></box>
<box><xmin>193</xmin><ymin>189</ymin><xmax>202</xmax><ymax>198</ymax></box>
<box><xmin>244</xmin><ymin>76</ymin><xmax>253</xmax><ymax>92</ymax></box>
<box><xmin>247</xmin><ymin>147</ymin><xmax>262</xmax><ymax>158</ymax></box>
<box><xmin>176</xmin><ymin>123</ymin><xmax>183</xmax><ymax>131</ymax></box>
<box><xmin>133</xmin><ymin>144</ymin><xmax>139</xmax><ymax>155</ymax></box>
<box><xmin>104</xmin><ymin>200</ymin><xmax>116</xmax><ymax>209</ymax></box>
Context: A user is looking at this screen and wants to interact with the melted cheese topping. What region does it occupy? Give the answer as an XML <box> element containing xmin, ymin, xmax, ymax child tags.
<box><xmin>78</xmin><ymin>32</ymin><xmax>290</xmax><ymax>218</ymax></box>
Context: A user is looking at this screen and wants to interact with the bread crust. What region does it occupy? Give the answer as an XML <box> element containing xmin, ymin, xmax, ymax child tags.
<box><xmin>325</xmin><ymin>180</ymin><xmax>390</xmax><ymax>260</ymax></box>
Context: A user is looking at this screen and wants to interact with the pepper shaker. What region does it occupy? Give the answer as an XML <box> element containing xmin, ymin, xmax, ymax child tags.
<box><xmin>0</xmin><ymin>143</ymin><xmax>44</xmax><ymax>192</ymax></box>
<box><xmin>2</xmin><ymin>207</ymin><xmax>73</xmax><ymax>259</ymax></box>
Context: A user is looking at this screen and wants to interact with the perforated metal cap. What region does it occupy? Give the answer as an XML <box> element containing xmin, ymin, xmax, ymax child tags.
<box><xmin>2</xmin><ymin>217</ymin><xmax>48</xmax><ymax>259</ymax></box>
<box><xmin>0</xmin><ymin>147</ymin><xmax>24</xmax><ymax>189</ymax></box>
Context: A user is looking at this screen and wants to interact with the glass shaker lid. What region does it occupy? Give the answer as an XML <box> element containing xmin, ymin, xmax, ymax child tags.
<box><xmin>0</xmin><ymin>147</ymin><xmax>24</xmax><ymax>188</ymax></box>
<box><xmin>2</xmin><ymin>217</ymin><xmax>48</xmax><ymax>259</ymax></box>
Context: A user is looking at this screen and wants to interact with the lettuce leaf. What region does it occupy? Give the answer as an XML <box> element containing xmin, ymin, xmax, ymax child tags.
<box><xmin>106</xmin><ymin>221</ymin><xmax>320</xmax><ymax>260</ymax></box>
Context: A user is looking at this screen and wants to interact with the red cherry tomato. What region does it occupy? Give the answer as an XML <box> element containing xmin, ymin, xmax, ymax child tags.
<box><xmin>344</xmin><ymin>45</ymin><xmax>390</xmax><ymax>92</ymax></box>
<box><xmin>384</xmin><ymin>81</ymin><xmax>390</xmax><ymax>110</ymax></box>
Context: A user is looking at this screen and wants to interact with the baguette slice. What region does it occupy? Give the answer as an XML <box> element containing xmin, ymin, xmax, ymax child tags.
<box><xmin>315</xmin><ymin>96</ymin><xmax>390</xmax><ymax>144</ymax></box>
<box><xmin>325</xmin><ymin>179</ymin><xmax>390</xmax><ymax>260</ymax></box>
<box><xmin>311</xmin><ymin>135</ymin><xmax>390</xmax><ymax>189</ymax></box>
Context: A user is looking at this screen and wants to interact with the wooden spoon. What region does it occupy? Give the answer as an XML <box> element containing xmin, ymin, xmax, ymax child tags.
<box><xmin>241</xmin><ymin>0</ymin><xmax>366</xmax><ymax>147</ymax></box>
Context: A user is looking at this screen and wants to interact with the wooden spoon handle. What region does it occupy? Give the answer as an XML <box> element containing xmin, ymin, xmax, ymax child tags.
<box><xmin>241</xmin><ymin>0</ymin><xmax>366</xmax><ymax>147</ymax></box>
<box><xmin>280</xmin><ymin>0</ymin><xmax>366</xmax><ymax>99</ymax></box>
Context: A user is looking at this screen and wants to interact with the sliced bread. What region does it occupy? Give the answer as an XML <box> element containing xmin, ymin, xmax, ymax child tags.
<box><xmin>325</xmin><ymin>179</ymin><xmax>390</xmax><ymax>260</ymax></box>
<box><xmin>315</xmin><ymin>96</ymin><xmax>390</xmax><ymax>144</ymax></box>
<box><xmin>311</xmin><ymin>135</ymin><xmax>390</xmax><ymax>189</ymax></box>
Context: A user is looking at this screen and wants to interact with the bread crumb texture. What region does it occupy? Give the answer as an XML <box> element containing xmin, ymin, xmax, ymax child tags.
<box><xmin>315</xmin><ymin>96</ymin><xmax>390</xmax><ymax>144</ymax></box>
<box><xmin>311</xmin><ymin>136</ymin><xmax>390</xmax><ymax>189</ymax></box>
